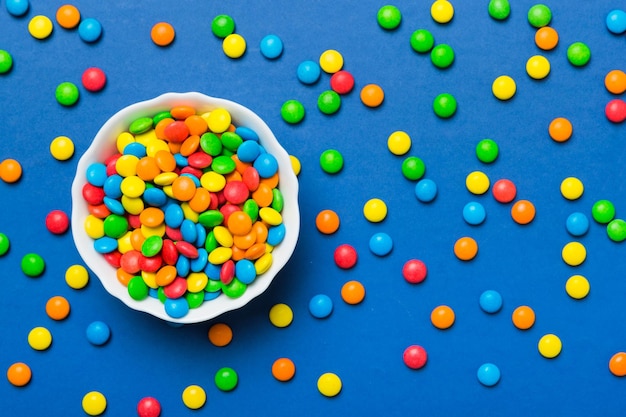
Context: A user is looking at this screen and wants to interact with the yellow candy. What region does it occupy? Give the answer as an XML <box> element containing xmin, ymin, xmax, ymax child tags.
<box><xmin>492</xmin><ymin>75</ymin><xmax>516</xmax><ymax>100</ymax></box>
<box><xmin>162</xmin><ymin>185</ymin><xmax>174</xmax><ymax>198</ymax></box>
<box><xmin>182</xmin><ymin>385</ymin><xmax>206</xmax><ymax>410</ymax></box>
<box><xmin>562</xmin><ymin>241</ymin><xmax>586</xmax><ymax>266</ymax></box>
<box><xmin>538</xmin><ymin>334</ymin><xmax>562</xmax><ymax>358</ymax></box>
<box><xmin>121</xmin><ymin>195</ymin><xmax>145</xmax><ymax>215</ymax></box>
<box><xmin>207</xmin><ymin>108</ymin><xmax>232</xmax><ymax>133</ymax></box>
<box><xmin>116</xmin><ymin>132</ymin><xmax>135</xmax><ymax>154</ymax></box>
<box><xmin>117</xmin><ymin>231</ymin><xmax>133</xmax><ymax>253</ymax></box>
<box><xmin>134</xmin><ymin>129</ymin><xmax>157</xmax><ymax>146</ymax></box>
<box><xmin>28</xmin><ymin>326</ymin><xmax>52</xmax><ymax>350</ymax></box>
<box><xmin>317</xmin><ymin>372</ymin><xmax>342</xmax><ymax>397</ymax></box>
<box><xmin>565</xmin><ymin>274</ymin><xmax>590</xmax><ymax>299</ymax></box>
<box><xmin>65</xmin><ymin>264</ymin><xmax>89</xmax><ymax>289</ymax></box>
<box><xmin>526</xmin><ymin>55</ymin><xmax>551</xmax><ymax>80</ymax></box>
<box><xmin>154</xmin><ymin>172</ymin><xmax>178</xmax><ymax>186</ymax></box>
<box><xmin>363</xmin><ymin>198</ymin><xmax>387</xmax><ymax>222</ymax></box>
<box><xmin>200</xmin><ymin>171</ymin><xmax>226</xmax><ymax>191</ymax></box>
<box><xmin>141</xmin><ymin>271</ymin><xmax>158</xmax><ymax>289</ymax></box>
<box><xmin>140</xmin><ymin>223</ymin><xmax>166</xmax><ymax>238</ymax></box>
<box><xmin>560</xmin><ymin>177</ymin><xmax>584</xmax><ymax>200</ymax></box>
<box><xmin>50</xmin><ymin>136</ymin><xmax>75</xmax><ymax>161</ymax></box>
<box><xmin>82</xmin><ymin>391</ymin><xmax>107</xmax><ymax>416</ymax></box>
<box><xmin>289</xmin><ymin>154</ymin><xmax>301</xmax><ymax>176</ymax></box>
<box><xmin>269</xmin><ymin>303</ymin><xmax>293</xmax><ymax>327</ymax></box>
<box><xmin>254</xmin><ymin>252</ymin><xmax>273</xmax><ymax>274</ymax></box>
<box><xmin>115</xmin><ymin>154</ymin><xmax>139</xmax><ymax>177</ymax></box>
<box><xmin>319</xmin><ymin>49</ymin><xmax>344</xmax><ymax>73</ymax></box>
<box><xmin>29</xmin><ymin>15</ymin><xmax>54</xmax><ymax>40</ymax></box>
<box><xmin>181</xmin><ymin>202</ymin><xmax>199</xmax><ymax>223</ymax></box>
<box><xmin>120</xmin><ymin>175</ymin><xmax>146</xmax><ymax>198</ymax></box>
<box><xmin>84</xmin><ymin>215</ymin><xmax>104</xmax><ymax>239</ymax></box>
<box><xmin>145</xmin><ymin>138</ymin><xmax>170</xmax><ymax>157</ymax></box>
<box><xmin>213</xmin><ymin>226</ymin><xmax>234</xmax><ymax>247</ymax></box>
<box><xmin>222</xmin><ymin>34</ymin><xmax>246</xmax><ymax>59</ymax></box>
<box><xmin>259</xmin><ymin>207</ymin><xmax>282</xmax><ymax>225</ymax></box>
<box><xmin>387</xmin><ymin>131</ymin><xmax>412</xmax><ymax>155</ymax></box>
<box><xmin>466</xmin><ymin>171</ymin><xmax>490</xmax><ymax>194</ymax></box>
<box><xmin>187</xmin><ymin>272</ymin><xmax>209</xmax><ymax>293</ymax></box>
<box><xmin>208</xmin><ymin>247</ymin><xmax>233</xmax><ymax>264</ymax></box>
<box><xmin>431</xmin><ymin>0</ymin><xmax>454</xmax><ymax>24</ymax></box>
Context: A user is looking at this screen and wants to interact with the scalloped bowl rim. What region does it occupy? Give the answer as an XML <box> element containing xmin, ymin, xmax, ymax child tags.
<box><xmin>71</xmin><ymin>92</ymin><xmax>300</xmax><ymax>324</ymax></box>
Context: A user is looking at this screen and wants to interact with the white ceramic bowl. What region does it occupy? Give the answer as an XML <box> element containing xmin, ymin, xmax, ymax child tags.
<box><xmin>71</xmin><ymin>92</ymin><xmax>300</xmax><ymax>324</ymax></box>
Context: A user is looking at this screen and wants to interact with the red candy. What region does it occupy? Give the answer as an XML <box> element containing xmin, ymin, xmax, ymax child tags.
<box><xmin>105</xmin><ymin>154</ymin><xmax>121</xmax><ymax>176</ymax></box>
<box><xmin>161</xmin><ymin>239</ymin><xmax>178</xmax><ymax>265</ymax></box>
<box><xmin>180</xmin><ymin>166</ymin><xmax>203</xmax><ymax>178</ymax></box>
<box><xmin>334</xmin><ymin>244</ymin><xmax>358</xmax><ymax>269</ymax></box>
<box><xmin>81</xmin><ymin>67</ymin><xmax>107</xmax><ymax>92</ymax></box>
<box><xmin>223</xmin><ymin>181</ymin><xmax>249</xmax><ymax>204</ymax></box>
<box><xmin>492</xmin><ymin>179</ymin><xmax>517</xmax><ymax>203</ymax></box>
<box><xmin>242</xmin><ymin>166</ymin><xmax>260</xmax><ymax>191</ymax></box>
<box><xmin>139</xmin><ymin>255</ymin><xmax>163</xmax><ymax>273</ymax></box>
<box><xmin>45</xmin><ymin>209</ymin><xmax>70</xmax><ymax>234</ymax></box>
<box><xmin>220</xmin><ymin>203</ymin><xmax>240</xmax><ymax>224</ymax></box>
<box><xmin>137</xmin><ymin>397</ymin><xmax>161</xmax><ymax>417</ymax></box>
<box><xmin>187</xmin><ymin>152</ymin><xmax>213</xmax><ymax>168</ymax></box>
<box><xmin>402</xmin><ymin>259</ymin><xmax>427</xmax><ymax>284</ymax></box>
<box><xmin>403</xmin><ymin>345</ymin><xmax>428</xmax><ymax>369</ymax></box>
<box><xmin>220</xmin><ymin>259</ymin><xmax>235</xmax><ymax>284</ymax></box>
<box><xmin>605</xmin><ymin>99</ymin><xmax>626</xmax><ymax>123</ymax></box>
<box><xmin>88</xmin><ymin>203</ymin><xmax>111</xmax><ymax>218</ymax></box>
<box><xmin>120</xmin><ymin>250</ymin><xmax>142</xmax><ymax>274</ymax></box>
<box><xmin>163</xmin><ymin>276</ymin><xmax>187</xmax><ymax>298</ymax></box>
<box><xmin>330</xmin><ymin>70</ymin><xmax>355</xmax><ymax>94</ymax></box>
<box><xmin>164</xmin><ymin>121</ymin><xmax>189</xmax><ymax>143</ymax></box>
<box><xmin>175</xmin><ymin>241</ymin><xmax>199</xmax><ymax>259</ymax></box>
<box><xmin>103</xmin><ymin>251</ymin><xmax>122</xmax><ymax>268</ymax></box>
<box><xmin>82</xmin><ymin>183</ymin><xmax>105</xmax><ymax>205</ymax></box>
<box><xmin>165</xmin><ymin>226</ymin><xmax>182</xmax><ymax>241</ymax></box>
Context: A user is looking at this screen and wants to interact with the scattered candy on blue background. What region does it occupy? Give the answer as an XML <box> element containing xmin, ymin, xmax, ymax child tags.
<box><xmin>309</xmin><ymin>294</ymin><xmax>333</xmax><ymax>319</ymax></box>
<box><xmin>6</xmin><ymin>0</ymin><xmax>29</xmax><ymax>17</ymax></box>
<box><xmin>297</xmin><ymin>60</ymin><xmax>321</xmax><ymax>84</ymax></box>
<box><xmin>479</xmin><ymin>290</ymin><xmax>503</xmax><ymax>314</ymax></box>
<box><xmin>260</xmin><ymin>34</ymin><xmax>283</xmax><ymax>59</ymax></box>
<box><xmin>369</xmin><ymin>232</ymin><xmax>393</xmax><ymax>256</ymax></box>
<box><xmin>463</xmin><ymin>201</ymin><xmax>486</xmax><ymax>225</ymax></box>
<box><xmin>606</xmin><ymin>9</ymin><xmax>626</xmax><ymax>34</ymax></box>
<box><xmin>477</xmin><ymin>363</ymin><xmax>501</xmax><ymax>387</ymax></box>
<box><xmin>566</xmin><ymin>212</ymin><xmax>590</xmax><ymax>237</ymax></box>
<box><xmin>415</xmin><ymin>178</ymin><xmax>438</xmax><ymax>202</ymax></box>
<box><xmin>78</xmin><ymin>17</ymin><xmax>103</xmax><ymax>43</ymax></box>
<box><xmin>86</xmin><ymin>321</ymin><xmax>111</xmax><ymax>346</ymax></box>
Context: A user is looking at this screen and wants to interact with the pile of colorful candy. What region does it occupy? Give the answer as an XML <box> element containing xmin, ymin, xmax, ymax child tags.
<box><xmin>80</xmin><ymin>104</ymin><xmax>288</xmax><ymax>319</ymax></box>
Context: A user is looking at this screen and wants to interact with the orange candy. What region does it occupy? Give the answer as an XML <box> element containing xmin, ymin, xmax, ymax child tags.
<box><xmin>609</xmin><ymin>352</ymin><xmax>626</xmax><ymax>377</ymax></box>
<box><xmin>272</xmin><ymin>358</ymin><xmax>296</xmax><ymax>382</ymax></box>
<box><xmin>511</xmin><ymin>305</ymin><xmax>535</xmax><ymax>330</ymax></box>
<box><xmin>139</xmin><ymin>207</ymin><xmax>164</xmax><ymax>227</ymax></box>
<box><xmin>45</xmin><ymin>295</ymin><xmax>70</xmax><ymax>320</ymax></box>
<box><xmin>154</xmin><ymin>118</ymin><xmax>174</xmax><ymax>140</ymax></box>
<box><xmin>7</xmin><ymin>362</ymin><xmax>32</xmax><ymax>387</ymax></box>
<box><xmin>260</xmin><ymin>172</ymin><xmax>279</xmax><ymax>189</ymax></box>
<box><xmin>360</xmin><ymin>84</ymin><xmax>385</xmax><ymax>107</ymax></box>
<box><xmin>208</xmin><ymin>323</ymin><xmax>233</xmax><ymax>347</ymax></box>
<box><xmin>252</xmin><ymin>222</ymin><xmax>268</xmax><ymax>243</ymax></box>
<box><xmin>180</xmin><ymin>135</ymin><xmax>200</xmax><ymax>156</ymax></box>
<box><xmin>56</xmin><ymin>4</ymin><xmax>81</xmax><ymax>29</ymax></box>
<box><xmin>251</xmin><ymin>183</ymin><xmax>274</xmax><ymax>207</ymax></box>
<box><xmin>170</xmin><ymin>106</ymin><xmax>195</xmax><ymax>120</ymax></box>
<box><xmin>151</xmin><ymin>22</ymin><xmax>176</xmax><ymax>46</ymax></box>
<box><xmin>341</xmin><ymin>280</ymin><xmax>365</xmax><ymax>305</ymax></box>
<box><xmin>184</xmin><ymin>115</ymin><xmax>208</xmax><ymax>136</ymax></box>
<box><xmin>316</xmin><ymin>209</ymin><xmax>340</xmax><ymax>234</ymax></box>
<box><xmin>155</xmin><ymin>265</ymin><xmax>177</xmax><ymax>286</ymax></box>
<box><xmin>534</xmin><ymin>26</ymin><xmax>558</xmax><ymax>50</ymax></box>
<box><xmin>188</xmin><ymin>187</ymin><xmax>212</xmax><ymax>213</ymax></box>
<box><xmin>227</xmin><ymin>211</ymin><xmax>253</xmax><ymax>235</ymax></box>
<box><xmin>605</xmin><ymin>70</ymin><xmax>626</xmax><ymax>94</ymax></box>
<box><xmin>431</xmin><ymin>305</ymin><xmax>455</xmax><ymax>329</ymax></box>
<box><xmin>135</xmin><ymin>156</ymin><xmax>161</xmax><ymax>181</ymax></box>
<box><xmin>154</xmin><ymin>149</ymin><xmax>176</xmax><ymax>172</ymax></box>
<box><xmin>0</xmin><ymin>158</ymin><xmax>22</xmax><ymax>183</ymax></box>
<box><xmin>116</xmin><ymin>268</ymin><xmax>134</xmax><ymax>286</ymax></box>
<box><xmin>245</xmin><ymin>243</ymin><xmax>267</xmax><ymax>260</ymax></box>
<box><xmin>549</xmin><ymin>117</ymin><xmax>573</xmax><ymax>142</ymax></box>
<box><xmin>511</xmin><ymin>200</ymin><xmax>536</xmax><ymax>224</ymax></box>
<box><xmin>453</xmin><ymin>236</ymin><xmax>478</xmax><ymax>261</ymax></box>
<box><xmin>130</xmin><ymin>229</ymin><xmax>146</xmax><ymax>251</ymax></box>
<box><xmin>233</xmin><ymin>230</ymin><xmax>257</xmax><ymax>250</ymax></box>
<box><xmin>171</xmin><ymin>175</ymin><xmax>196</xmax><ymax>201</ymax></box>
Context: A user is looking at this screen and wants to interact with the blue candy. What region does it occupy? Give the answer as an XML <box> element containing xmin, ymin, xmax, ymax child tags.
<box><xmin>309</xmin><ymin>294</ymin><xmax>333</xmax><ymax>319</ymax></box>
<box><xmin>195</xmin><ymin>223</ymin><xmax>207</xmax><ymax>248</ymax></box>
<box><xmin>205</xmin><ymin>262</ymin><xmax>221</xmax><ymax>280</ymax></box>
<box><xmin>235</xmin><ymin>126</ymin><xmax>259</xmax><ymax>142</ymax></box>
<box><xmin>369</xmin><ymin>232</ymin><xmax>393</xmax><ymax>256</ymax></box>
<box><xmin>267</xmin><ymin>223</ymin><xmax>286</xmax><ymax>246</ymax></box>
<box><xmin>86</xmin><ymin>321</ymin><xmax>111</xmax><ymax>346</ymax></box>
<box><xmin>103</xmin><ymin>174</ymin><xmax>123</xmax><ymax>198</ymax></box>
<box><xmin>463</xmin><ymin>201</ymin><xmax>486</xmax><ymax>225</ymax></box>
<box><xmin>176</xmin><ymin>255</ymin><xmax>190</xmax><ymax>277</ymax></box>
<box><xmin>174</xmin><ymin>153</ymin><xmax>188</xmax><ymax>167</ymax></box>
<box><xmin>93</xmin><ymin>236</ymin><xmax>117</xmax><ymax>253</ymax></box>
<box><xmin>181</xmin><ymin>219</ymin><xmax>198</xmax><ymax>243</ymax></box>
<box><xmin>204</xmin><ymin>290</ymin><xmax>222</xmax><ymax>301</ymax></box>
<box><xmin>235</xmin><ymin>259</ymin><xmax>257</xmax><ymax>284</ymax></box>
<box><xmin>143</xmin><ymin>187</ymin><xmax>167</xmax><ymax>206</ymax></box>
<box><xmin>254</xmin><ymin>153</ymin><xmax>278</xmax><ymax>178</ymax></box>
<box><xmin>78</xmin><ymin>18</ymin><xmax>103</xmax><ymax>43</ymax></box>
<box><xmin>237</xmin><ymin>140</ymin><xmax>261</xmax><ymax>162</ymax></box>
<box><xmin>5</xmin><ymin>0</ymin><xmax>29</xmax><ymax>16</ymax></box>
<box><xmin>123</xmin><ymin>142</ymin><xmax>147</xmax><ymax>158</ymax></box>
<box><xmin>103</xmin><ymin>196</ymin><xmax>125</xmax><ymax>215</ymax></box>
<box><xmin>606</xmin><ymin>9</ymin><xmax>626</xmax><ymax>34</ymax></box>
<box><xmin>190</xmin><ymin>248</ymin><xmax>208</xmax><ymax>272</ymax></box>
<box><xmin>86</xmin><ymin>163</ymin><xmax>107</xmax><ymax>187</ymax></box>
<box><xmin>164</xmin><ymin>204</ymin><xmax>184</xmax><ymax>228</ymax></box>
<box><xmin>566</xmin><ymin>212</ymin><xmax>589</xmax><ymax>237</ymax></box>
<box><xmin>164</xmin><ymin>298</ymin><xmax>190</xmax><ymax>319</ymax></box>
<box><xmin>415</xmin><ymin>178</ymin><xmax>438</xmax><ymax>203</ymax></box>
<box><xmin>260</xmin><ymin>34</ymin><xmax>284</xmax><ymax>59</ymax></box>
<box><xmin>297</xmin><ymin>60</ymin><xmax>321</xmax><ymax>84</ymax></box>
<box><xmin>479</xmin><ymin>290</ymin><xmax>503</xmax><ymax>314</ymax></box>
<box><xmin>477</xmin><ymin>363</ymin><xmax>501</xmax><ymax>387</ymax></box>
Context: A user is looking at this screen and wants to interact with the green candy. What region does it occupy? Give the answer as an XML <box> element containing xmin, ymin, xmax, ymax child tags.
<box><xmin>607</xmin><ymin>219</ymin><xmax>626</xmax><ymax>242</ymax></box>
<box><xmin>271</xmin><ymin>188</ymin><xmax>284</xmax><ymax>212</ymax></box>
<box><xmin>103</xmin><ymin>214</ymin><xmax>128</xmax><ymax>239</ymax></box>
<box><xmin>215</xmin><ymin>367</ymin><xmax>238</xmax><ymax>392</ymax></box>
<box><xmin>476</xmin><ymin>139</ymin><xmax>499</xmax><ymax>163</ymax></box>
<box><xmin>200</xmin><ymin>132</ymin><xmax>223</xmax><ymax>156</ymax></box>
<box><xmin>220</xmin><ymin>132</ymin><xmax>243</xmax><ymax>152</ymax></box>
<box><xmin>402</xmin><ymin>156</ymin><xmax>426</xmax><ymax>181</ymax></box>
<box><xmin>0</xmin><ymin>232</ymin><xmax>10</xmax><ymax>256</ymax></box>
<box><xmin>489</xmin><ymin>0</ymin><xmax>511</xmax><ymax>20</ymax></box>
<box><xmin>128</xmin><ymin>276</ymin><xmax>149</xmax><ymax>300</ymax></box>
<box><xmin>433</xmin><ymin>93</ymin><xmax>457</xmax><ymax>118</ymax></box>
<box><xmin>21</xmin><ymin>253</ymin><xmax>45</xmax><ymax>277</ymax></box>
<box><xmin>205</xmin><ymin>278</ymin><xmax>222</xmax><ymax>293</ymax></box>
<box><xmin>243</xmin><ymin>199</ymin><xmax>259</xmax><ymax>222</ymax></box>
<box><xmin>377</xmin><ymin>5</ymin><xmax>402</xmax><ymax>30</ymax></box>
<box><xmin>211</xmin><ymin>155</ymin><xmax>236</xmax><ymax>174</ymax></box>
<box><xmin>186</xmin><ymin>292</ymin><xmax>205</xmax><ymax>309</ymax></box>
<box><xmin>320</xmin><ymin>149</ymin><xmax>344</xmax><ymax>174</ymax></box>
<box><xmin>198</xmin><ymin>210</ymin><xmax>224</xmax><ymax>228</ymax></box>
<box><xmin>142</xmin><ymin>235</ymin><xmax>163</xmax><ymax>257</ymax></box>
<box><xmin>528</xmin><ymin>4</ymin><xmax>551</xmax><ymax>28</ymax></box>
<box><xmin>430</xmin><ymin>44</ymin><xmax>454</xmax><ymax>69</ymax></box>
<box><xmin>221</xmin><ymin>278</ymin><xmax>247</xmax><ymax>298</ymax></box>
<box><xmin>204</xmin><ymin>230</ymin><xmax>218</xmax><ymax>252</ymax></box>
<box><xmin>318</xmin><ymin>90</ymin><xmax>341</xmax><ymax>115</ymax></box>
<box><xmin>410</xmin><ymin>29</ymin><xmax>434</xmax><ymax>53</ymax></box>
<box><xmin>0</xmin><ymin>50</ymin><xmax>13</xmax><ymax>74</ymax></box>
<box><xmin>211</xmin><ymin>14</ymin><xmax>235</xmax><ymax>38</ymax></box>
<box><xmin>592</xmin><ymin>200</ymin><xmax>616</xmax><ymax>224</ymax></box>
<box><xmin>55</xmin><ymin>82</ymin><xmax>79</xmax><ymax>106</ymax></box>
<box><xmin>129</xmin><ymin>117</ymin><xmax>153</xmax><ymax>135</ymax></box>
<box><xmin>281</xmin><ymin>100</ymin><xmax>305</xmax><ymax>124</ymax></box>
<box><xmin>567</xmin><ymin>42</ymin><xmax>591</xmax><ymax>67</ymax></box>
<box><xmin>152</xmin><ymin>111</ymin><xmax>172</xmax><ymax>125</ymax></box>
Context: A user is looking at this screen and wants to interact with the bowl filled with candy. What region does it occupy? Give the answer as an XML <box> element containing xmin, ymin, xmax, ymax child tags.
<box><xmin>71</xmin><ymin>92</ymin><xmax>300</xmax><ymax>324</ymax></box>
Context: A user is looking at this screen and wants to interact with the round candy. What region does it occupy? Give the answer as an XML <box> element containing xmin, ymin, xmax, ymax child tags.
<box><xmin>360</xmin><ymin>84</ymin><xmax>385</xmax><ymax>107</ymax></box>
<box><xmin>151</xmin><ymin>22</ymin><xmax>175</xmax><ymax>46</ymax></box>
<box><xmin>402</xmin><ymin>156</ymin><xmax>426</xmax><ymax>180</ymax></box>
<box><xmin>316</xmin><ymin>209</ymin><xmax>340</xmax><ymax>234</ymax></box>
<box><xmin>208</xmin><ymin>322</ymin><xmax>233</xmax><ymax>346</ymax></box>
<box><xmin>46</xmin><ymin>295</ymin><xmax>70</xmax><ymax>320</ymax></box>
<box><xmin>607</xmin><ymin>9</ymin><xmax>626</xmax><ymax>34</ymax></box>
<box><xmin>28</xmin><ymin>326</ymin><xmax>52</xmax><ymax>350</ymax></box>
<box><xmin>431</xmin><ymin>0</ymin><xmax>454</xmax><ymax>23</ymax></box>
<box><xmin>538</xmin><ymin>334</ymin><xmax>562</xmax><ymax>358</ymax></box>
<box><xmin>511</xmin><ymin>200</ymin><xmax>536</xmax><ymax>225</ymax></box>
<box><xmin>526</xmin><ymin>55</ymin><xmax>550</xmax><ymax>79</ymax></box>
<box><xmin>609</xmin><ymin>352</ymin><xmax>626</xmax><ymax>377</ymax></box>
<box><xmin>465</xmin><ymin>171</ymin><xmax>490</xmax><ymax>194</ymax></box>
<box><xmin>592</xmin><ymin>199</ymin><xmax>615</xmax><ymax>223</ymax></box>
<box><xmin>309</xmin><ymin>294</ymin><xmax>333</xmax><ymax>318</ymax></box>
<box><xmin>182</xmin><ymin>385</ymin><xmax>206</xmax><ymax>409</ymax></box>
<box><xmin>137</xmin><ymin>397</ymin><xmax>161</xmax><ymax>417</ymax></box>
<box><xmin>269</xmin><ymin>303</ymin><xmax>294</xmax><ymax>327</ymax></box>
<box><xmin>463</xmin><ymin>201</ymin><xmax>486</xmax><ymax>225</ymax></box>
<box><xmin>272</xmin><ymin>358</ymin><xmax>296</xmax><ymax>381</ymax></box>
<box><xmin>334</xmin><ymin>244</ymin><xmax>358</xmax><ymax>269</ymax></box>
<box><xmin>46</xmin><ymin>209</ymin><xmax>70</xmax><ymax>234</ymax></box>
<box><xmin>415</xmin><ymin>179</ymin><xmax>437</xmax><ymax>202</ymax></box>
<box><xmin>476</xmin><ymin>138</ymin><xmax>499</xmax><ymax>163</ymax></box>
<box><xmin>318</xmin><ymin>90</ymin><xmax>341</xmax><ymax>114</ymax></box>
<box><xmin>211</xmin><ymin>14</ymin><xmax>235</xmax><ymax>38</ymax></box>
<box><xmin>410</xmin><ymin>29</ymin><xmax>435</xmax><ymax>53</ymax></box>
<box><xmin>320</xmin><ymin>149</ymin><xmax>343</xmax><ymax>173</ymax></box>
<box><xmin>479</xmin><ymin>290</ymin><xmax>503</xmax><ymax>313</ymax></box>
<box><xmin>369</xmin><ymin>232</ymin><xmax>393</xmax><ymax>256</ymax></box>
<box><xmin>0</xmin><ymin>50</ymin><xmax>13</xmax><ymax>74</ymax></box>
<box><xmin>566</xmin><ymin>212</ymin><xmax>589</xmax><ymax>237</ymax></box>
<box><xmin>492</xmin><ymin>75</ymin><xmax>516</xmax><ymax>100</ymax></box>
<box><xmin>565</xmin><ymin>274</ymin><xmax>590</xmax><ymax>299</ymax></box>
<box><xmin>488</xmin><ymin>0</ymin><xmax>510</xmax><ymax>20</ymax></box>
<box><xmin>431</xmin><ymin>305</ymin><xmax>455</xmax><ymax>329</ymax></box>
<box><xmin>363</xmin><ymin>198</ymin><xmax>387</xmax><ymax>222</ymax></box>
<box><xmin>215</xmin><ymin>367</ymin><xmax>238</xmax><ymax>391</ymax></box>
<box><xmin>560</xmin><ymin>177</ymin><xmax>584</xmax><ymax>200</ymax></box>
<box><xmin>7</xmin><ymin>362</ymin><xmax>31</xmax><ymax>387</ymax></box>
<box><xmin>607</xmin><ymin>219</ymin><xmax>626</xmax><ymax>242</ymax></box>
<box><xmin>6</xmin><ymin>0</ymin><xmax>29</xmax><ymax>16</ymax></box>
<box><xmin>281</xmin><ymin>100</ymin><xmax>305</xmax><ymax>124</ymax></box>
<box><xmin>50</xmin><ymin>135</ymin><xmax>75</xmax><ymax>160</ymax></box>
<box><xmin>605</xmin><ymin>99</ymin><xmax>626</xmax><ymax>123</ymax></box>
<box><xmin>78</xmin><ymin>18</ymin><xmax>103</xmax><ymax>43</ymax></box>
<box><xmin>377</xmin><ymin>5</ymin><xmax>402</xmax><ymax>30</ymax></box>
<box><xmin>562</xmin><ymin>241</ymin><xmax>586</xmax><ymax>266</ymax></box>
<box><xmin>330</xmin><ymin>70</ymin><xmax>355</xmax><ymax>94</ymax></box>
<box><xmin>260</xmin><ymin>34</ymin><xmax>283</xmax><ymax>59</ymax></box>
<box><xmin>56</xmin><ymin>82</ymin><xmax>80</xmax><ymax>106</ymax></box>
<box><xmin>82</xmin><ymin>391</ymin><xmax>106</xmax><ymax>416</ymax></box>
<box><xmin>290</xmin><ymin>155</ymin><xmax>301</xmax><ymax>175</ymax></box>
<box><xmin>86</xmin><ymin>321</ymin><xmax>111</xmax><ymax>346</ymax></box>
<box><xmin>317</xmin><ymin>373</ymin><xmax>342</xmax><ymax>397</ymax></box>
<box><xmin>512</xmin><ymin>305</ymin><xmax>535</xmax><ymax>330</ymax></box>
<box><xmin>403</xmin><ymin>345</ymin><xmax>427</xmax><ymax>369</ymax></box>
<box><xmin>430</xmin><ymin>44</ymin><xmax>454</xmax><ymax>68</ymax></box>
<box><xmin>297</xmin><ymin>60</ymin><xmax>321</xmax><ymax>85</ymax></box>
<box><xmin>28</xmin><ymin>15</ymin><xmax>54</xmax><ymax>40</ymax></box>
<box><xmin>433</xmin><ymin>93</ymin><xmax>457</xmax><ymax>118</ymax></box>
<box><xmin>223</xmin><ymin>34</ymin><xmax>246</xmax><ymax>58</ymax></box>
<box><xmin>403</xmin><ymin>259</ymin><xmax>427</xmax><ymax>284</ymax></box>
<box><xmin>535</xmin><ymin>26</ymin><xmax>559</xmax><ymax>50</ymax></box>
<box><xmin>549</xmin><ymin>117</ymin><xmax>573</xmax><ymax>142</ymax></box>
<box><xmin>567</xmin><ymin>42</ymin><xmax>591</xmax><ymax>67</ymax></box>
<box><xmin>477</xmin><ymin>363</ymin><xmax>501</xmax><ymax>387</ymax></box>
<box><xmin>387</xmin><ymin>131</ymin><xmax>412</xmax><ymax>155</ymax></box>
<box><xmin>605</xmin><ymin>70</ymin><xmax>626</xmax><ymax>94</ymax></box>
<box><xmin>454</xmin><ymin>236</ymin><xmax>478</xmax><ymax>261</ymax></box>
<box><xmin>0</xmin><ymin>159</ymin><xmax>22</xmax><ymax>183</ymax></box>
<box><xmin>66</xmin><ymin>264</ymin><xmax>89</xmax><ymax>289</ymax></box>
<box><xmin>22</xmin><ymin>253</ymin><xmax>45</xmax><ymax>277</ymax></box>
<box><xmin>341</xmin><ymin>280</ymin><xmax>365</xmax><ymax>305</ymax></box>
<box><xmin>528</xmin><ymin>4</ymin><xmax>551</xmax><ymax>27</ymax></box>
<box><xmin>56</xmin><ymin>4</ymin><xmax>81</xmax><ymax>29</ymax></box>
<box><xmin>0</xmin><ymin>232</ymin><xmax>9</xmax><ymax>256</ymax></box>
<box><xmin>319</xmin><ymin>49</ymin><xmax>343</xmax><ymax>73</ymax></box>
<box><xmin>492</xmin><ymin>179</ymin><xmax>516</xmax><ymax>203</ymax></box>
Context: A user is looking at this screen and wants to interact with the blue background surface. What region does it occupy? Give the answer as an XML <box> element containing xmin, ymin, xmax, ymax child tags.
<box><xmin>2</xmin><ymin>1</ymin><xmax>626</xmax><ymax>415</ymax></box>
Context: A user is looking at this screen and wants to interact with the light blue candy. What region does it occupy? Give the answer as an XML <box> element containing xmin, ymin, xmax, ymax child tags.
<box><xmin>176</xmin><ymin>255</ymin><xmax>190</xmax><ymax>277</ymax></box>
<box><xmin>123</xmin><ymin>142</ymin><xmax>147</xmax><ymax>158</ymax></box>
<box><xmin>204</xmin><ymin>290</ymin><xmax>222</xmax><ymax>301</ymax></box>
<box><xmin>143</xmin><ymin>187</ymin><xmax>167</xmax><ymax>206</ymax></box>
<box><xmin>415</xmin><ymin>178</ymin><xmax>438</xmax><ymax>202</ymax></box>
<box><xmin>93</xmin><ymin>236</ymin><xmax>117</xmax><ymax>253</ymax></box>
<box><xmin>86</xmin><ymin>321</ymin><xmax>111</xmax><ymax>346</ymax></box>
<box><xmin>6</xmin><ymin>0</ymin><xmax>29</xmax><ymax>16</ymax></box>
<box><xmin>297</xmin><ymin>60</ymin><xmax>321</xmax><ymax>84</ymax></box>
<box><xmin>463</xmin><ymin>201</ymin><xmax>486</xmax><ymax>225</ymax></box>
<box><xmin>235</xmin><ymin>259</ymin><xmax>256</xmax><ymax>284</ymax></box>
<box><xmin>260</xmin><ymin>34</ymin><xmax>284</xmax><ymax>59</ymax></box>
<box><xmin>235</xmin><ymin>126</ymin><xmax>259</xmax><ymax>142</ymax></box>
<box><xmin>267</xmin><ymin>223</ymin><xmax>286</xmax><ymax>246</ymax></box>
<box><xmin>181</xmin><ymin>172</ymin><xmax>200</xmax><ymax>186</ymax></box>
<box><xmin>566</xmin><ymin>211</ymin><xmax>590</xmax><ymax>237</ymax></box>
<box><xmin>164</xmin><ymin>204</ymin><xmax>184</xmax><ymax>228</ymax></box>
<box><xmin>369</xmin><ymin>232</ymin><xmax>393</xmax><ymax>256</ymax></box>
<box><xmin>253</xmin><ymin>153</ymin><xmax>278</xmax><ymax>178</ymax></box>
<box><xmin>164</xmin><ymin>298</ymin><xmax>190</xmax><ymax>319</ymax></box>
<box><xmin>205</xmin><ymin>262</ymin><xmax>221</xmax><ymax>280</ymax></box>
<box><xmin>606</xmin><ymin>9</ymin><xmax>626</xmax><ymax>34</ymax></box>
<box><xmin>180</xmin><ymin>219</ymin><xmax>198</xmax><ymax>243</ymax></box>
<box><xmin>477</xmin><ymin>363</ymin><xmax>501</xmax><ymax>387</ymax></box>
<box><xmin>237</xmin><ymin>140</ymin><xmax>261</xmax><ymax>162</ymax></box>
<box><xmin>86</xmin><ymin>163</ymin><xmax>107</xmax><ymax>186</ymax></box>
<box><xmin>195</xmin><ymin>223</ymin><xmax>207</xmax><ymax>248</ymax></box>
<box><xmin>479</xmin><ymin>290</ymin><xmax>503</xmax><ymax>313</ymax></box>
<box><xmin>174</xmin><ymin>153</ymin><xmax>188</xmax><ymax>167</ymax></box>
<box><xmin>78</xmin><ymin>18</ymin><xmax>103</xmax><ymax>43</ymax></box>
<box><xmin>309</xmin><ymin>294</ymin><xmax>333</xmax><ymax>318</ymax></box>
<box><xmin>190</xmin><ymin>248</ymin><xmax>208</xmax><ymax>272</ymax></box>
<box><xmin>103</xmin><ymin>174</ymin><xmax>123</xmax><ymax>198</ymax></box>
<box><xmin>103</xmin><ymin>196</ymin><xmax>125</xmax><ymax>215</ymax></box>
